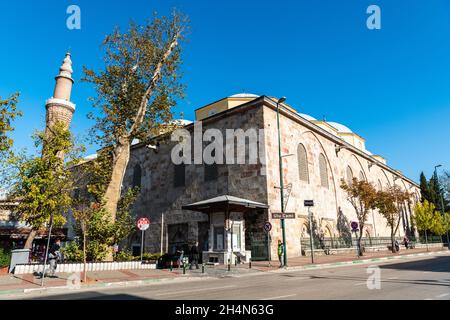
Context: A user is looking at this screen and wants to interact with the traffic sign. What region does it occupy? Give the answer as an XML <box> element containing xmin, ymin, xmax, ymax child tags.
<box><xmin>304</xmin><ymin>200</ymin><xmax>314</xmax><ymax>207</ymax></box>
<box><xmin>137</xmin><ymin>217</ymin><xmax>151</xmax><ymax>231</ymax></box>
<box><xmin>272</xmin><ymin>212</ymin><xmax>295</xmax><ymax>219</ymax></box>
<box><xmin>263</xmin><ymin>222</ymin><xmax>272</xmax><ymax>232</ymax></box>
<box><xmin>351</xmin><ymin>221</ymin><xmax>358</xmax><ymax>231</ymax></box>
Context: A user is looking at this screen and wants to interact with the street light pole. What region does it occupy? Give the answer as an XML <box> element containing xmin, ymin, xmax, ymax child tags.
<box><xmin>276</xmin><ymin>97</ymin><xmax>287</xmax><ymax>267</ymax></box>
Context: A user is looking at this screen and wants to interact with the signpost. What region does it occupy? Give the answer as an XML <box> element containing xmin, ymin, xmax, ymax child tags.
<box><xmin>137</xmin><ymin>217</ymin><xmax>151</xmax><ymax>262</ymax></box>
<box><xmin>351</xmin><ymin>221</ymin><xmax>360</xmax><ymax>257</ymax></box>
<box><xmin>263</xmin><ymin>222</ymin><xmax>272</xmax><ymax>267</ymax></box>
<box><xmin>304</xmin><ymin>200</ymin><xmax>315</xmax><ymax>264</ymax></box>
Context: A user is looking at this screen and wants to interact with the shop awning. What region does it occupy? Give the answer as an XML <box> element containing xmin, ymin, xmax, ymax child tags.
<box><xmin>182</xmin><ymin>195</ymin><xmax>268</xmax><ymax>213</ymax></box>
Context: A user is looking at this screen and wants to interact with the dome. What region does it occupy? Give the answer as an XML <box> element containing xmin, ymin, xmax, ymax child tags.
<box><xmin>327</xmin><ymin>122</ymin><xmax>353</xmax><ymax>134</ymax></box>
<box><xmin>171</xmin><ymin>119</ymin><xmax>193</xmax><ymax>126</ymax></box>
<box><xmin>298</xmin><ymin>113</ymin><xmax>316</xmax><ymax>121</ymax></box>
<box><xmin>229</xmin><ymin>93</ymin><xmax>259</xmax><ymax>98</ymax></box>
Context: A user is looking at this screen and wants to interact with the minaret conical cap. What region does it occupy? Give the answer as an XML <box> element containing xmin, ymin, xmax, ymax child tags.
<box><xmin>56</xmin><ymin>52</ymin><xmax>73</xmax><ymax>81</ymax></box>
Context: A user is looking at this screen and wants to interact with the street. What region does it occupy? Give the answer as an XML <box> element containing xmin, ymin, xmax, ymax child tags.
<box><xmin>10</xmin><ymin>252</ymin><xmax>450</xmax><ymax>300</ymax></box>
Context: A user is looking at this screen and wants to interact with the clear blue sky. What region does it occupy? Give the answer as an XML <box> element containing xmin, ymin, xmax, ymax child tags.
<box><xmin>1</xmin><ymin>0</ymin><xmax>449</xmax><ymax>182</ymax></box>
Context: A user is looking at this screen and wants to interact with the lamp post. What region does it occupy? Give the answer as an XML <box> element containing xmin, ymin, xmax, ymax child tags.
<box><xmin>40</xmin><ymin>211</ymin><xmax>54</xmax><ymax>287</ymax></box>
<box><xmin>276</xmin><ymin>96</ymin><xmax>288</xmax><ymax>267</ymax></box>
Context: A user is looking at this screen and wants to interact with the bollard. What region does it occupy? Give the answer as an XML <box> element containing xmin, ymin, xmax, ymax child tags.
<box><xmin>170</xmin><ymin>260</ymin><xmax>173</xmax><ymax>272</ymax></box>
<box><xmin>183</xmin><ymin>262</ymin><xmax>186</xmax><ymax>275</ymax></box>
<box><xmin>235</xmin><ymin>258</ymin><xmax>237</xmax><ymax>267</ymax></box>
<box><xmin>249</xmin><ymin>258</ymin><xmax>252</xmax><ymax>269</ymax></box>
<box><xmin>227</xmin><ymin>259</ymin><xmax>231</xmax><ymax>272</ymax></box>
<box><xmin>202</xmin><ymin>263</ymin><xmax>205</xmax><ymax>274</ymax></box>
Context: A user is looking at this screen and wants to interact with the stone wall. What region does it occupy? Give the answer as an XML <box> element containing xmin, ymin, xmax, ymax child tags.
<box><xmin>261</xmin><ymin>104</ymin><xmax>421</xmax><ymax>258</ymax></box>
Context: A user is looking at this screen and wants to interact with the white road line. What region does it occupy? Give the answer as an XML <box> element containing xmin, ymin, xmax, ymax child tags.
<box><xmin>155</xmin><ymin>285</ymin><xmax>237</xmax><ymax>296</ymax></box>
<box><xmin>354</xmin><ymin>282</ymin><xmax>367</xmax><ymax>286</ymax></box>
<box><xmin>424</xmin><ymin>298</ymin><xmax>433</xmax><ymax>300</ymax></box>
<box><xmin>436</xmin><ymin>293</ymin><xmax>450</xmax><ymax>298</ymax></box>
<box><xmin>387</xmin><ymin>277</ymin><xmax>399</xmax><ymax>280</ymax></box>
<box><xmin>260</xmin><ymin>294</ymin><xmax>297</xmax><ymax>300</ymax></box>
<box><xmin>422</xmin><ymin>271</ymin><xmax>430</xmax><ymax>274</ymax></box>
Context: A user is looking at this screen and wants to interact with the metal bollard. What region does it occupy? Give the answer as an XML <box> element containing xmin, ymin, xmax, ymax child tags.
<box><xmin>228</xmin><ymin>259</ymin><xmax>231</xmax><ymax>272</ymax></box>
<box><xmin>170</xmin><ymin>260</ymin><xmax>173</xmax><ymax>272</ymax></box>
<box><xmin>202</xmin><ymin>263</ymin><xmax>205</xmax><ymax>274</ymax></box>
<box><xmin>235</xmin><ymin>258</ymin><xmax>237</xmax><ymax>267</ymax></box>
<box><xmin>249</xmin><ymin>258</ymin><xmax>252</xmax><ymax>269</ymax></box>
<box><xmin>183</xmin><ymin>262</ymin><xmax>186</xmax><ymax>275</ymax></box>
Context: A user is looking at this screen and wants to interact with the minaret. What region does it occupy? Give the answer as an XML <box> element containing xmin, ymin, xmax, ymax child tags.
<box><xmin>45</xmin><ymin>52</ymin><xmax>75</xmax><ymax>132</ymax></box>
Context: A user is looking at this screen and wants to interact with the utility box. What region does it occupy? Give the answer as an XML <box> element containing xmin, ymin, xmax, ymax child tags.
<box><xmin>9</xmin><ymin>249</ymin><xmax>30</xmax><ymax>273</ymax></box>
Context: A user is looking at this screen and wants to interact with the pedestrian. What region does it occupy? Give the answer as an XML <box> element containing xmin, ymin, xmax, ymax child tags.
<box><xmin>190</xmin><ymin>241</ymin><xmax>200</xmax><ymax>270</ymax></box>
<box><xmin>48</xmin><ymin>239</ymin><xmax>61</xmax><ymax>277</ymax></box>
<box><xmin>403</xmin><ymin>236</ymin><xmax>409</xmax><ymax>249</ymax></box>
<box><xmin>277</xmin><ymin>240</ymin><xmax>284</xmax><ymax>268</ymax></box>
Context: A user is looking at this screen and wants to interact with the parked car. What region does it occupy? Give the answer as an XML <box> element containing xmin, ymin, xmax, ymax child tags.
<box><xmin>157</xmin><ymin>253</ymin><xmax>183</xmax><ymax>269</ymax></box>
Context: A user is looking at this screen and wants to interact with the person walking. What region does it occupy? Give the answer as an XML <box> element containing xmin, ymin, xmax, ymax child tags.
<box><xmin>190</xmin><ymin>241</ymin><xmax>200</xmax><ymax>270</ymax></box>
<box><xmin>403</xmin><ymin>236</ymin><xmax>409</xmax><ymax>249</ymax></box>
<box><xmin>277</xmin><ymin>240</ymin><xmax>284</xmax><ymax>268</ymax></box>
<box><xmin>48</xmin><ymin>239</ymin><xmax>61</xmax><ymax>277</ymax></box>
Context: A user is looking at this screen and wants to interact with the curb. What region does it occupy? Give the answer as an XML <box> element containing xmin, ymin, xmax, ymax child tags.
<box><xmin>1</xmin><ymin>250</ymin><xmax>448</xmax><ymax>298</ymax></box>
<box><xmin>267</xmin><ymin>249</ymin><xmax>449</xmax><ymax>273</ymax></box>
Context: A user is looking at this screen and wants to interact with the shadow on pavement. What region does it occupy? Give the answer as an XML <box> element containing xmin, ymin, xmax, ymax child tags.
<box><xmin>28</xmin><ymin>291</ymin><xmax>150</xmax><ymax>300</ymax></box>
<box><xmin>379</xmin><ymin>255</ymin><xmax>450</xmax><ymax>273</ymax></box>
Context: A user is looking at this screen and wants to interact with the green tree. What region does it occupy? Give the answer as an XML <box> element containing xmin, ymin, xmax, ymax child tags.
<box><xmin>431</xmin><ymin>212</ymin><xmax>446</xmax><ymax>243</ymax></box>
<box><xmin>9</xmin><ymin>122</ymin><xmax>83</xmax><ymax>248</ymax></box>
<box><xmin>413</xmin><ymin>200</ymin><xmax>437</xmax><ymax>251</ymax></box>
<box><xmin>419</xmin><ymin>172</ymin><xmax>431</xmax><ymax>203</ymax></box>
<box><xmin>82</xmin><ymin>11</ymin><xmax>188</xmax><ymax>234</ymax></box>
<box><xmin>376</xmin><ymin>185</ymin><xmax>411</xmax><ymax>253</ymax></box>
<box><xmin>340</xmin><ymin>178</ymin><xmax>378</xmax><ymax>256</ymax></box>
<box><xmin>0</xmin><ymin>92</ymin><xmax>22</xmax><ymax>156</ymax></box>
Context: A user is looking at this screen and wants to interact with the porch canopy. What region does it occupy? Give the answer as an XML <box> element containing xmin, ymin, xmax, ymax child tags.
<box><xmin>182</xmin><ymin>195</ymin><xmax>268</xmax><ymax>213</ymax></box>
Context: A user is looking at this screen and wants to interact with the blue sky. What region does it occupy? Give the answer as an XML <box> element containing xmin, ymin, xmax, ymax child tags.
<box><xmin>1</xmin><ymin>0</ymin><xmax>449</xmax><ymax>182</ymax></box>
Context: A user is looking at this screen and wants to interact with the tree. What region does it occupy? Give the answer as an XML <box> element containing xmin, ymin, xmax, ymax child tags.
<box><xmin>0</xmin><ymin>92</ymin><xmax>22</xmax><ymax>156</ymax></box>
<box><xmin>419</xmin><ymin>172</ymin><xmax>431</xmax><ymax>203</ymax></box>
<box><xmin>340</xmin><ymin>178</ymin><xmax>378</xmax><ymax>256</ymax></box>
<box><xmin>9</xmin><ymin>122</ymin><xmax>83</xmax><ymax>248</ymax></box>
<box><xmin>82</xmin><ymin>12</ymin><xmax>188</xmax><ymax>234</ymax></box>
<box><xmin>413</xmin><ymin>200</ymin><xmax>437</xmax><ymax>251</ymax></box>
<box><xmin>431</xmin><ymin>211</ymin><xmax>446</xmax><ymax>243</ymax></box>
<box><xmin>375</xmin><ymin>185</ymin><xmax>411</xmax><ymax>253</ymax></box>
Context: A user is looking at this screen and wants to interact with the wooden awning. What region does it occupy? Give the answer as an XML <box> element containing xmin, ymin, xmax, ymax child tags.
<box><xmin>182</xmin><ymin>195</ymin><xmax>268</xmax><ymax>214</ymax></box>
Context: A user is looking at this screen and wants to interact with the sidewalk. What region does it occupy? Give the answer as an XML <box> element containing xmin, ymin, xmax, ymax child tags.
<box><xmin>0</xmin><ymin>247</ymin><xmax>447</xmax><ymax>297</ymax></box>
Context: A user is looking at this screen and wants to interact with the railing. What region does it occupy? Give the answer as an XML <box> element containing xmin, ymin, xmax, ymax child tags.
<box><xmin>301</xmin><ymin>237</ymin><xmax>403</xmax><ymax>251</ymax></box>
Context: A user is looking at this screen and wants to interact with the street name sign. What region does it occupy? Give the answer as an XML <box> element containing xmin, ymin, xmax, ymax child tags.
<box><xmin>304</xmin><ymin>200</ymin><xmax>314</xmax><ymax>207</ymax></box>
<box><xmin>271</xmin><ymin>212</ymin><xmax>296</xmax><ymax>219</ymax></box>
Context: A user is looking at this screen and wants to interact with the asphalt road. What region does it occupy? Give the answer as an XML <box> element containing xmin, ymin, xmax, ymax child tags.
<box><xmin>11</xmin><ymin>253</ymin><xmax>450</xmax><ymax>300</ymax></box>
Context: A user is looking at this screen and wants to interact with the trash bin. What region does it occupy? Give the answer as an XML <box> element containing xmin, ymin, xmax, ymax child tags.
<box><xmin>9</xmin><ymin>249</ymin><xmax>30</xmax><ymax>273</ymax></box>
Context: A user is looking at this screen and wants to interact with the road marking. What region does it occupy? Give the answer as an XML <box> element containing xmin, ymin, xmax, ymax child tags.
<box><xmin>424</xmin><ymin>298</ymin><xmax>433</xmax><ymax>300</ymax></box>
<box><xmin>387</xmin><ymin>277</ymin><xmax>399</xmax><ymax>280</ymax></box>
<box><xmin>354</xmin><ymin>282</ymin><xmax>367</xmax><ymax>286</ymax></box>
<box><xmin>154</xmin><ymin>285</ymin><xmax>236</xmax><ymax>296</ymax></box>
<box><xmin>436</xmin><ymin>293</ymin><xmax>450</xmax><ymax>298</ymax></box>
<box><xmin>260</xmin><ymin>294</ymin><xmax>296</xmax><ymax>300</ymax></box>
<box><xmin>422</xmin><ymin>271</ymin><xmax>430</xmax><ymax>274</ymax></box>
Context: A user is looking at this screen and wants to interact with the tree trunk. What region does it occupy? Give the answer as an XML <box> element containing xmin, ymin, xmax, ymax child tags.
<box><xmin>425</xmin><ymin>230</ymin><xmax>429</xmax><ymax>252</ymax></box>
<box><xmin>103</xmin><ymin>139</ymin><xmax>131</xmax><ymax>222</ymax></box>
<box><xmin>102</xmin><ymin>139</ymin><xmax>131</xmax><ymax>261</ymax></box>
<box><xmin>391</xmin><ymin>232</ymin><xmax>395</xmax><ymax>254</ymax></box>
<box><xmin>357</xmin><ymin>229</ymin><xmax>363</xmax><ymax>256</ymax></box>
<box><xmin>24</xmin><ymin>229</ymin><xmax>37</xmax><ymax>249</ymax></box>
<box><xmin>83</xmin><ymin>230</ymin><xmax>87</xmax><ymax>284</ymax></box>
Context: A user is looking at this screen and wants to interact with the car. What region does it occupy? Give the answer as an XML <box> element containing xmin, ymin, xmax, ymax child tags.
<box><xmin>157</xmin><ymin>253</ymin><xmax>183</xmax><ymax>269</ymax></box>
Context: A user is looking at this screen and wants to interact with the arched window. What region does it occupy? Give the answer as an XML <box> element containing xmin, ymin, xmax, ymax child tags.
<box><xmin>346</xmin><ymin>166</ymin><xmax>353</xmax><ymax>185</ymax></box>
<box><xmin>378</xmin><ymin>180</ymin><xmax>383</xmax><ymax>191</ymax></box>
<box><xmin>132</xmin><ymin>164</ymin><xmax>142</xmax><ymax>189</ymax></box>
<box><xmin>359</xmin><ymin>170</ymin><xmax>366</xmax><ymax>181</ymax></box>
<box><xmin>319</xmin><ymin>153</ymin><xmax>329</xmax><ymax>189</ymax></box>
<box><xmin>297</xmin><ymin>143</ymin><xmax>309</xmax><ymax>183</ymax></box>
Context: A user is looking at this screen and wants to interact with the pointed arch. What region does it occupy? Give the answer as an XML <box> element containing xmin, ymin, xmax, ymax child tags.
<box><xmin>297</xmin><ymin>143</ymin><xmax>309</xmax><ymax>183</ymax></box>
